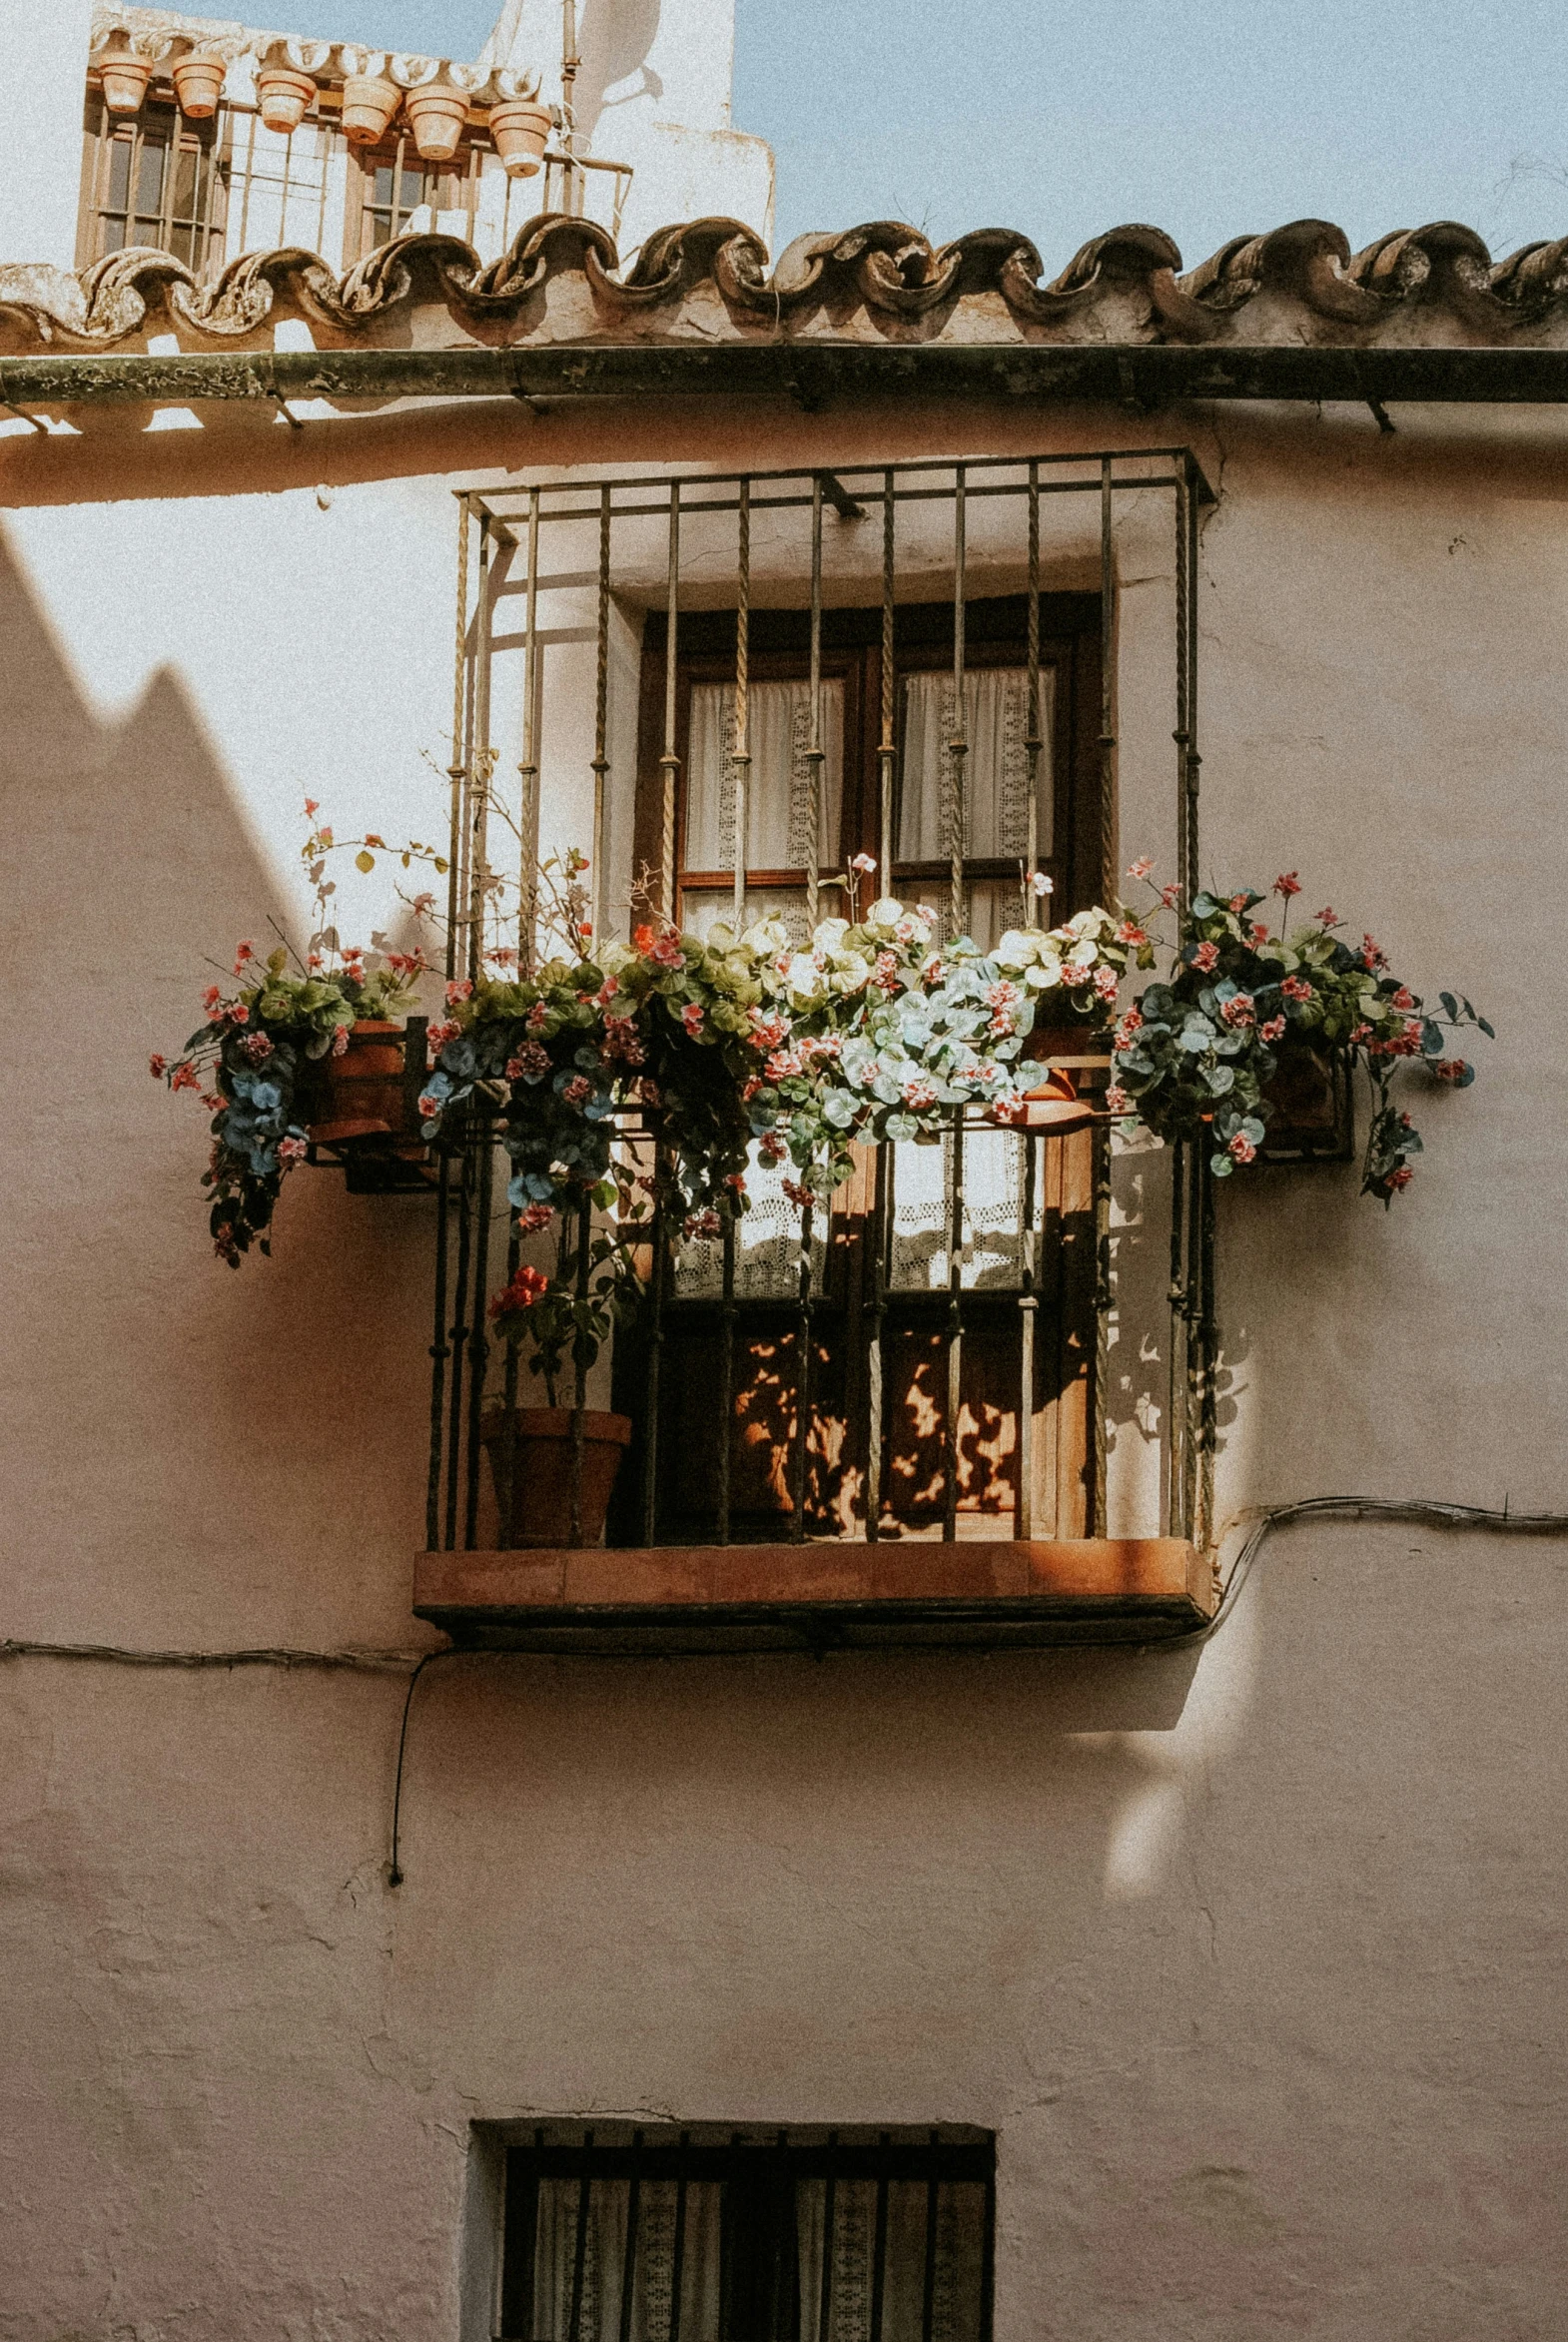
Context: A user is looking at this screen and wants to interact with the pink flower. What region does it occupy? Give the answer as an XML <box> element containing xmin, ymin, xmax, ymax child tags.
<box><xmin>279</xmin><ymin>1135</ymin><xmax>309</xmax><ymax>1164</ymax></box>
<box><xmin>243</xmin><ymin>1032</ymin><xmax>276</xmax><ymax>1065</ymax></box>
<box><xmin>765</xmin><ymin>1048</ymin><xmax>805</xmax><ymax>1082</ymax></box>
<box><xmin>1093</xmin><ymin>966</ymin><xmax>1120</xmax><ymax>1000</ymax></box>
<box><xmin>170</xmin><ymin>1063</ymin><xmax>201</xmax><ymax>1094</ymax></box>
<box><xmin>486</xmin><ymin>946</ymin><xmax>518</xmax><ymax>969</ymax></box>
<box><xmin>724</xmin><ymin>1171</ymin><xmax>748</xmax><ymax>1194</ymax></box>
<box><xmin>1227</xmin><ymin>1132</ymin><xmax>1257</xmax><ymax>1165</ymax></box>
<box><xmin>1391</xmin><ymin>986</ymin><xmax>1415</xmax><ymax>1011</ymax></box>
<box><xmin>1389</xmin><ymin>1165</ymin><xmax>1414</xmax><ymax>1190</ymax></box>
<box><xmin>1191</xmin><ymin>941</ymin><xmax>1219</xmax><ymax>973</ymax></box>
<box><xmin>750</xmin><ymin>1012</ymin><xmax>788</xmax><ymax>1052</ymax></box>
<box><xmin>385</xmin><ymin>951</ymin><xmax>426</xmax><ymax>977</ymax></box>
<box><xmin>595</xmin><ymin>977</ymin><xmax>620</xmax><ymax>1006</ymax></box>
<box><xmin>233</xmin><ymin>942</ymin><xmax>256</xmax><ymax>972</ymax></box>
<box><xmin>1273</xmin><ymin>872</ymin><xmax>1300</xmax><ymax>898</ymax></box>
<box><xmin>308</xmin><ymin>952</ymin><xmax>324</xmax><ymax>972</ymax></box>
<box><xmin>902</xmin><ymin>1078</ymin><xmax>938</xmax><ymax>1109</ymax></box>
<box><xmin>1116</xmin><ymin>922</ymin><xmax>1149</xmax><ymax>947</ymax></box>
<box><xmin>229</xmin><ymin>1003</ymin><xmax>251</xmax><ymax>1026</ymax></box>
<box><xmin>681</xmin><ymin>1003</ymin><xmax>705</xmax><ymax>1037</ymax></box>
<box><xmin>683</xmin><ymin>1208</ymin><xmax>721</xmax><ymax>1239</ymax></box>
<box><xmin>1260</xmin><ymin>1015</ymin><xmax>1286</xmax><ymax>1042</ymax></box>
<box><xmin>781</xmin><ymin>1177</ymin><xmax>815</xmax><ymax>1209</ymax></box>
<box><xmin>1249</xmin><ymin>923</ymin><xmax>1271</xmax><ymax>947</ymax></box>
<box><xmin>1281</xmin><ymin>975</ymin><xmax>1314</xmax><ymax>1002</ymax></box>
<box><xmin>445</xmin><ymin>978</ymin><xmax>473</xmax><ymax>1004</ymax></box>
<box><xmin>985</xmin><ymin>981</ymin><xmax>1021</xmax><ymax>1011</ymax></box>
<box><xmin>331</xmin><ymin>1027</ymin><xmax>349</xmax><ymax>1058</ymax></box>
<box><xmin>200</xmin><ymin>1092</ymin><xmax>223</xmax><ymax>1113</ymax></box>
<box><xmin>1126</xmin><ymin>856</ymin><xmax>1155</xmax><ymax>882</ymax></box>
<box><xmin>1314</xmin><ymin>906</ymin><xmax>1338</xmax><ymax>927</ymax></box>
<box><xmin>149</xmin><ymin>1054</ymin><xmax>168</xmax><ymax>1080</ymax></box>
<box><xmin>203</xmin><ymin>984</ymin><xmax>224</xmax><ymax>1016</ymax></box>
<box><xmin>1161</xmin><ymin>882</ymin><xmax>1181</xmax><ymax>910</ymax></box>
<box><xmin>506</xmin><ymin>1044</ymin><xmax>551</xmax><ymax>1079</ymax></box>
<box><xmin>1219</xmin><ymin>994</ymin><xmax>1255</xmax><ymax>1030</ymax></box>
<box><xmin>417</xmin><ymin>1095</ymin><xmax>441</xmax><ymax>1119</ymax></box>
<box><xmin>516</xmin><ymin>1201</ymin><xmax>554</xmax><ymax>1232</ymax></box>
<box><xmin>1106</xmin><ymin>1085</ymin><xmax>1131</xmax><ymax>1113</ymax></box>
<box><xmin>759</xmin><ymin>1132</ymin><xmax>787</xmax><ymax>1165</ymax></box>
<box><xmin>1434</xmin><ymin>1058</ymin><xmax>1469</xmax><ymax>1084</ymax></box>
<box><xmin>1227</xmin><ymin>893</ymin><xmax>1250</xmax><ymax>914</ymax></box>
<box><xmin>304</xmin><ymin>797</ymin><xmax>320</xmax><ymax>818</ymax></box>
<box><xmin>562</xmin><ymin>1075</ymin><xmax>593</xmax><ymax>1106</ymax></box>
<box><xmin>851</xmin><ymin>851</ymin><xmax>878</xmax><ymax>874</ymax></box>
<box><xmin>1114</xmin><ymin>1011</ymin><xmax>1143</xmax><ymax>1049</ymax></box>
<box><xmin>426</xmin><ymin>1020</ymin><xmax>461</xmax><ymax>1052</ymax></box>
<box><xmin>316</xmin><ymin>826</ymin><xmax>334</xmax><ymax>848</ymax></box>
<box><xmin>410</xmin><ymin>892</ymin><xmax>436</xmax><ymax>918</ymax></box>
<box><xmin>873</xmin><ymin>951</ymin><xmax>902</xmax><ymax>993</ymax></box>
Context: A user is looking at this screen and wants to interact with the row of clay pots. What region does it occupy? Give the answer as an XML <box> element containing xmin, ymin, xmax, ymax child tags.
<box><xmin>98</xmin><ymin>50</ymin><xmax>550</xmax><ymax>177</ymax></box>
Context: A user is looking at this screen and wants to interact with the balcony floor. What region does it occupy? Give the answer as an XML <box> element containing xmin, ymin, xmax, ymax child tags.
<box><xmin>413</xmin><ymin>1539</ymin><xmax>1215</xmax><ymax>1654</ymax></box>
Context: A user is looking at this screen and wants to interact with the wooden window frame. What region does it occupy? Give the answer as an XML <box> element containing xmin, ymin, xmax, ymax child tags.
<box><xmin>344</xmin><ymin>127</ymin><xmax>491</xmax><ymax>266</ymax></box>
<box><xmin>77</xmin><ymin>89</ymin><xmax>229</xmax><ymax>278</ymax></box>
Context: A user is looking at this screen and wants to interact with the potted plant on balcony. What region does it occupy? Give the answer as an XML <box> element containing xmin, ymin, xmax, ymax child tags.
<box><xmin>1108</xmin><ymin>862</ymin><xmax>1490</xmax><ymax>1202</ymax></box>
<box><xmin>154</xmin><ymin>941</ymin><xmax>424</xmax><ymax>1263</ymax></box>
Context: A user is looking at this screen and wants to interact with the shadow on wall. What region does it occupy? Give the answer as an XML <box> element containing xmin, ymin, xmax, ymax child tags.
<box><xmin>575</xmin><ymin>0</ymin><xmax>664</xmax><ymax>138</ymax></box>
<box><xmin>0</xmin><ymin>522</ymin><xmax>437</xmax><ymax>1652</ymax></box>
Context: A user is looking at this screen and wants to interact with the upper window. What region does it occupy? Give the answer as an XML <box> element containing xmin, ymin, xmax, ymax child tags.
<box><xmin>497</xmin><ymin>2123</ymin><xmax>995</xmax><ymax>2341</ymax></box>
<box><xmin>348</xmin><ymin>126</ymin><xmax>491</xmax><ymax>262</ymax></box>
<box><xmin>78</xmin><ymin>91</ymin><xmax>227</xmax><ymax>274</ymax></box>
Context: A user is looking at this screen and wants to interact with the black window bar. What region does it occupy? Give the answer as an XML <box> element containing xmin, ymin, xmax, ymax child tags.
<box><xmin>425</xmin><ymin>453</ymin><xmax>1216</xmax><ymax>1564</ymax></box>
<box><xmin>495</xmin><ymin>2122</ymin><xmax>995</xmax><ymax>2342</ymax></box>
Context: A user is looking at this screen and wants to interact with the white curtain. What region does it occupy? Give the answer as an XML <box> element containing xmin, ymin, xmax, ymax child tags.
<box><xmin>531</xmin><ymin>2179</ymin><xmax>723</xmax><ymax>2340</ymax></box>
<box><xmin>897</xmin><ymin>667</ymin><xmax>1055</xmax><ymax>865</ymax></box>
<box><xmin>686</xmin><ymin>679</ymin><xmax>845</xmax><ymax>874</ymax></box>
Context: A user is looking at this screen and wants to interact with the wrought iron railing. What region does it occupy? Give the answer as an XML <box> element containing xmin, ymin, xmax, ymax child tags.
<box><xmin>424</xmin><ymin>451</ymin><xmax>1218</xmax><ymax>1561</ymax></box>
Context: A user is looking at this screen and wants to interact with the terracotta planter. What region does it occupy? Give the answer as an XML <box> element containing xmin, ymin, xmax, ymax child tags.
<box><xmin>341</xmin><ymin>72</ymin><xmax>401</xmax><ymax>146</ymax></box>
<box><xmin>171</xmin><ymin>52</ymin><xmax>227</xmax><ymax>118</ymax></box>
<box><xmin>99</xmin><ymin>54</ymin><xmax>153</xmax><ymax>114</ymax></box>
<box><xmin>481</xmin><ymin>1407</ymin><xmax>634</xmax><ymax>1547</ymax></box>
<box><xmin>257</xmin><ymin>63</ymin><xmax>318</xmax><ymax>134</ymax></box>
<box><xmin>487</xmin><ymin>95</ymin><xmax>550</xmax><ymax>177</ymax></box>
<box><xmin>301</xmin><ymin>1020</ymin><xmax>411</xmax><ymax>1144</ymax></box>
<box><xmin>404</xmin><ymin>82</ymin><xmax>469</xmax><ymax>162</ymax></box>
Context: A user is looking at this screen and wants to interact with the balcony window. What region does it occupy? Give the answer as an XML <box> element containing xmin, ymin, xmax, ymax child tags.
<box><xmin>78</xmin><ymin>91</ymin><xmax>228</xmax><ymax>274</ymax></box>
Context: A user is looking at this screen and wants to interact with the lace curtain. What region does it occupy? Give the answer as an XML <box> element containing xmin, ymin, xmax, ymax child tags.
<box><xmin>897</xmin><ymin>667</ymin><xmax>1055</xmax><ymax>866</ymax></box>
<box><xmin>686</xmin><ymin>679</ymin><xmax>846</xmax><ymax>874</ymax></box>
<box><xmin>527</xmin><ymin>2174</ymin><xmax>986</xmax><ymax>2340</ymax></box>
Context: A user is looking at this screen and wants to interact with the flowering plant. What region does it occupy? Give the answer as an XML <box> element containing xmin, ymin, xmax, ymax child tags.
<box><xmin>1109</xmin><ymin>866</ymin><xmax>1490</xmax><ymax>1202</ymax></box>
<box><xmin>719</xmin><ymin>894</ymin><xmax>1139</xmax><ymax>1203</ymax></box>
<box><xmin>154</xmin><ymin>942</ymin><xmax>422</xmax><ymax>1263</ymax></box>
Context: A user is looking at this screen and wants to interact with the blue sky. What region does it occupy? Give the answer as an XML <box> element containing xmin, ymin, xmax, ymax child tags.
<box><xmin>289</xmin><ymin>1</ymin><xmax>1568</xmax><ymax>270</ymax></box>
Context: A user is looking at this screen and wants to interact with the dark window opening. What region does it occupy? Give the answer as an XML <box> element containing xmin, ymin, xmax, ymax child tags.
<box><xmin>498</xmin><ymin>2123</ymin><xmax>995</xmax><ymax>2341</ymax></box>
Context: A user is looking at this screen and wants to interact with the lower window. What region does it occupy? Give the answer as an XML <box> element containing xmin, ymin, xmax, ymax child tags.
<box><xmin>498</xmin><ymin>2123</ymin><xmax>995</xmax><ymax>2341</ymax></box>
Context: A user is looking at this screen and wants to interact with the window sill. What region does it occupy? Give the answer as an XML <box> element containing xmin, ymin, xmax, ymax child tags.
<box><xmin>412</xmin><ymin>1539</ymin><xmax>1214</xmax><ymax>1653</ymax></box>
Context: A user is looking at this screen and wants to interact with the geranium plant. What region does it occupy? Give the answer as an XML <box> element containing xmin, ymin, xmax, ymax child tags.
<box><xmin>1108</xmin><ymin>864</ymin><xmax>1490</xmax><ymax>1202</ymax></box>
<box><xmin>154</xmin><ymin>940</ymin><xmax>422</xmax><ymax>1263</ymax></box>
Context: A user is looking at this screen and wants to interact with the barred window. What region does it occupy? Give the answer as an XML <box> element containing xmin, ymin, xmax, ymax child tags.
<box><xmin>498</xmin><ymin>2124</ymin><xmax>995</xmax><ymax>2342</ymax></box>
<box><xmin>78</xmin><ymin>91</ymin><xmax>227</xmax><ymax>275</ymax></box>
<box><xmin>350</xmin><ymin>128</ymin><xmax>491</xmax><ymax>261</ymax></box>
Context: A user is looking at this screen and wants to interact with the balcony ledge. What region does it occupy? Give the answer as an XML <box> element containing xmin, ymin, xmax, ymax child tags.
<box><xmin>413</xmin><ymin>1539</ymin><xmax>1214</xmax><ymax>1654</ymax></box>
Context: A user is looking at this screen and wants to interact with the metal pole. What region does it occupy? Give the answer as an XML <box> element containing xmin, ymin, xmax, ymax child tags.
<box><xmin>792</xmin><ymin>1198</ymin><xmax>815</xmax><ymax>1542</ymax></box>
<box><xmin>943</xmin><ymin>1110</ymin><xmax>965</xmax><ymax>1543</ymax></box>
<box><xmin>1093</xmin><ymin>456</ymin><xmax>1117</xmax><ymax>1534</ymax></box>
<box><xmin>865</xmin><ymin>1141</ymin><xmax>889</xmax><ymax>1542</ymax></box>
<box><xmin>1025</xmin><ymin>458</ymin><xmax>1043</xmax><ymax>925</ymax></box>
<box><xmin>879</xmin><ymin>468</ymin><xmax>897</xmax><ymax>885</ymax></box>
<box><xmin>732</xmin><ymin>477</ymin><xmax>751</xmax><ymax>929</ymax></box>
<box><xmin>949</xmin><ymin>465</ymin><xmax>968</xmax><ymax>940</ymax></box>
<box><xmin>660</xmin><ymin>482</ymin><xmax>681</xmax><ymax>919</ymax></box>
<box><xmin>1018</xmin><ymin>1131</ymin><xmax>1038</xmax><ymax>1540</ymax></box>
<box><xmin>570</xmin><ymin>1189</ymin><xmax>590</xmax><ymax>1544</ymax></box>
<box><xmin>590</xmin><ymin>482</ymin><xmax>611</xmax><ymax>942</ymax></box>
<box><xmin>518</xmin><ymin>485</ymin><xmax>541</xmax><ymax>973</ymax></box>
<box><xmin>806</xmin><ymin>475</ymin><xmax>825</xmax><ymax>929</ymax></box>
<box><xmin>717</xmin><ymin>1205</ymin><xmax>736</xmax><ymax>1544</ymax></box>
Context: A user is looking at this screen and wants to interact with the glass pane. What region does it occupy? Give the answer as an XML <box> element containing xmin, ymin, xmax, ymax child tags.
<box><xmin>171</xmin><ymin>142</ymin><xmax>198</xmax><ymax>223</ymax></box>
<box><xmin>890</xmin><ymin>1128</ymin><xmax>1029</xmax><ymax>1292</ymax></box>
<box><xmin>898</xmin><ymin>665</ymin><xmax>1056</xmax><ymax>863</ymax></box>
<box><xmin>532</xmin><ymin>2176</ymin><xmax>723</xmax><ymax>2340</ymax></box>
<box><xmin>135</xmin><ymin>135</ymin><xmax>166</xmax><ymax>221</ymax></box>
<box><xmin>372</xmin><ymin>160</ymin><xmax>397</xmax><ymax>205</ymax></box>
<box><xmin>685</xmin><ymin>678</ymin><xmax>844</xmax><ymax>875</ymax></box>
<box><xmin>105</xmin><ymin>134</ymin><xmax>132</xmax><ymax>213</ymax></box>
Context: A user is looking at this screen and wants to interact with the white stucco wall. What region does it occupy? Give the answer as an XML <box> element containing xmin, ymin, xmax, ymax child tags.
<box><xmin>2</xmin><ymin>375</ymin><xmax>1566</xmax><ymax>2330</ymax></box>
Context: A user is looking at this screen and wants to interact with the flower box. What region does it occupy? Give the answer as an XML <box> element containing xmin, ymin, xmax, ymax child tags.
<box><xmin>1258</xmin><ymin>1038</ymin><xmax>1354</xmax><ymax>1163</ymax></box>
<box><xmin>298</xmin><ymin>1017</ymin><xmax>433</xmax><ymax>1192</ymax></box>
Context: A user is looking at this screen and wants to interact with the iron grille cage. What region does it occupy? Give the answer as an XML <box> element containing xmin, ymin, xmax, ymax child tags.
<box><xmin>495</xmin><ymin>2122</ymin><xmax>996</xmax><ymax>2342</ymax></box>
<box><xmin>427</xmin><ymin>453</ymin><xmax>1216</xmax><ymax>1560</ymax></box>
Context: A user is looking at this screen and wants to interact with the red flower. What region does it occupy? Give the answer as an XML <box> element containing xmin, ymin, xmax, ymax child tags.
<box><xmin>1106</xmin><ymin>1085</ymin><xmax>1131</xmax><ymax>1113</ymax></box>
<box><xmin>229</xmin><ymin>1003</ymin><xmax>250</xmax><ymax>1025</ymax></box>
<box><xmin>681</xmin><ymin>1003</ymin><xmax>704</xmax><ymax>1036</ymax></box>
<box><xmin>1281</xmin><ymin>975</ymin><xmax>1313</xmax><ymax>1002</ymax></box>
<box><xmin>1219</xmin><ymin>994</ymin><xmax>1255</xmax><ymax>1030</ymax></box>
<box><xmin>489</xmin><ymin>1264</ymin><xmax>549</xmax><ymax>1319</ymax></box>
<box><xmin>561</xmin><ymin>1075</ymin><xmax>593</xmax><ymax>1106</ymax></box>
<box><xmin>1389</xmin><ymin>1166</ymin><xmax>1414</xmax><ymax>1190</ymax></box>
<box><xmin>1191</xmin><ymin>941</ymin><xmax>1219</xmax><ymax>973</ymax></box>
<box><xmin>1391</xmin><ymin>986</ymin><xmax>1415</xmax><ymax>1010</ymax></box>
<box><xmin>1116</xmin><ymin>922</ymin><xmax>1149</xmax><ymax>947</ymax></box>
<box><xmin>1227</xmin><ymin>893</ymin><xmax>1250</xmax><ymax>914</ymax></box>
<box><xmin>516</xmin><ymin>1201</ymin><xmax>554</xmax><ymax>1232</ymax></box>
<box><xmin>279</xmin><ymin>1135</ymin><xmax>308</xmax><ymax>1164</ymax></box>
<box><xmin>1227</xmin><ymin>1132</ymin><xmax>1257</xmax><ymax>1165</ymax></box>
<box><xmin>1114</xmin><ymin>1010</ymin><xmax>1144</xmax><ymax>1048</ymax></box>
<box><xmin>1260</xmin><ymin>1015</ymin><xmax>1285</xmax><ymax>1042</ymax></box>
<box><xmin>170</xmin><ymin>1063</ymin><xmax>202</xmax><ymax>1094</ymax></box>
<box><xmin>149</xmin><ymin>1054</ymin><xmax>168</xmax><ymax>1080</ymax></box>
<box><xmin>445</xmin><ymin>978</ymin><xmax>473</xmax><ymax>1004</ymax></box>
<box><xmin>1273</xmin><ymin>872</ymin><xmax>1300</xmax><ymax>898</ymax></box>
<box><xmin>1126</xmin><ymin>855</ymin><xmax>1155</xmax><ymax>882</ymax></box>
<box><xmin>1434</xmin><ymin>1058</ymin><xmax>1469</xmax><ymax>1084</ymax></box>
<box><xmin>1314</xmin><ymin>906</ymin><xmax>1338</xmax><ymax>927</ymax></box>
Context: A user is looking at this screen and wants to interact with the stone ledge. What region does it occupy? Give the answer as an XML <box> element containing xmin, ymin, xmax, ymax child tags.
<box><xmin>412</xmin><ymin>1539</ymin><xmax>1214</xmax><ymax>1653</ymax></box>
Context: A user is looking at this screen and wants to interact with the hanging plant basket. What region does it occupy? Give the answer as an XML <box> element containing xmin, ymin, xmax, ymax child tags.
<box><xmin>341</xmin><ymin>73</ymin><xmax>401</xmax><ymax>146</ymax></box>
<box><xmin>404</xmin><ymin>82</ymin><xmax>469</xmax><ymax>163</ymax></box>
<box><xmin>257</xmin><ymin>63</ymin><xmax>318</xmax><ymax>134</ymax></box>
<box><xmin>297</xmin><ymin>1017</ymin><xmax>435</xmax><ymax>1192</ymax></box>
<box><xmin>98</xmin><ymin>52</ymin><xmax>154</xmax><ymax>114</ymax></box>
<box><xmin>487</xmin><ymin>96</ymin><xmax>551</xmax><ymax>178</ymax></box>
<box><xmin>171</xmin><ymin>51</ymin><xmax>228</xmax><ymax>118</ymax></box>
<box><xmin>1258</xmin><ymin>1038</ymin><xmax>1354</xmax><ymax>1163</ymax></box>
<box><xmin>480</xmin><ymin>1406</ymin><xmax>633</xmax><ymax>1547</ymax></box>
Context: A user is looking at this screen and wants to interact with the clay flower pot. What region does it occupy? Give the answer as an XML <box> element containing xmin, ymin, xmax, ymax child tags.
<box><xmin>99</xmin><ymin>53</ymin><xmax>154</xmax><ymax>113</ymax></box>
<box><xmin>341</xmin><ymin>73</ymin><xmax>401</xmax><ymax>147</ymax></box>
<box><xmin>301</xmin><ymin>1020</ymin><xmax>410</xmax><ymax>1144</ymax></box>
<box><xmin>481</xmin><ymin>1406</ymin><xmax>634</xmax><ymax>1547</ymax></box>
<box><xmin>404</xmin><ymin>81</ymin><xmax>469</xmax><ymax>162</ymax></box>
<box><xmin>487</xmin><ymin>95</ymin><xmax>551</xmax><ymax>178</ymax></box>
<box><xmin>257</xmin><ymin>62</ymin><xmax>318</xmax><ymax>135</ymax></box>
<box><xmin>171</xmin><ymin>51</ymin><xmax>227</xmax><ymax>118</ymax></box>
